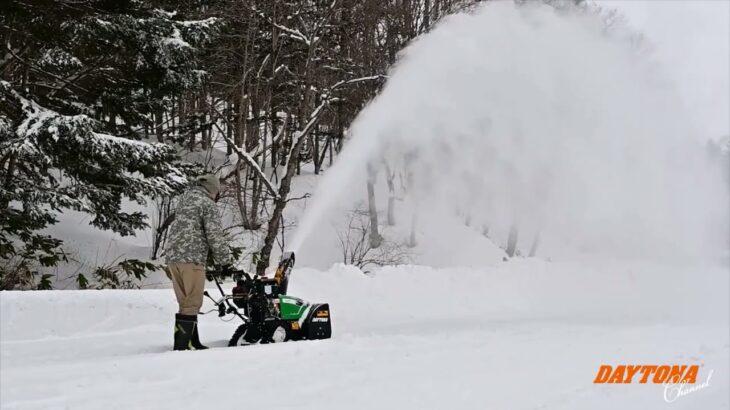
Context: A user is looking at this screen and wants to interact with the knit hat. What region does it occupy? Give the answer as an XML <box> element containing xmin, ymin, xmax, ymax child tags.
<box><xmin>197</xmin><ymin>174</ymin><xmax>220</xmax><ymax>195</ymax></box>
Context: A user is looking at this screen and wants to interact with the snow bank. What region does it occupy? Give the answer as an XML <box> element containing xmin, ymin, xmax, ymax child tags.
<box><xmin>4</xmin><ymin>259</ymin><xmax>726</xmax><ymax>342</ymax></box>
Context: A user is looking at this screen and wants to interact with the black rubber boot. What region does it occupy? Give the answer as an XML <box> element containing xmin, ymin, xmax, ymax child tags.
<box><xmin>190</xmin><ymin>316</ymin><xmax>208</xmax><ymax>350</ymax></box>
<box><xmin>174</xmin><ymin>314</ymin><xmax>195</xmax><ymax>351</ymax></box>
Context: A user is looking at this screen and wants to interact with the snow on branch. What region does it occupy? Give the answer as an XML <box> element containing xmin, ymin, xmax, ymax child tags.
<box><xmin>1</xmin><ymin>81</ymin><xmax>188</xmax><ymax>198</ymax></box>
<box><xmin>5</xmin><ymin>43</ymin><xmax>89</xmax><ymax>94</ymax></box>
<box><xmin>222</xmin><ymin>134</ymin><xmax>281</xmax><ymax>201</ymax></box>
<box><xmin>272</xmin><ymin>23</ymin><xmax>311</xmax><ymax>46</ymax></box>
<box><xmin>330</xmin><ymin>75</ymin><xmax>387</xmax><ymax>91</ymax></box>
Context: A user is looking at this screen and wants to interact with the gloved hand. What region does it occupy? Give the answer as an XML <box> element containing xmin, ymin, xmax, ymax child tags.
<box><xmin>206</xmin><ymin>265</ymin><xmax>234</xmax><ymax>281</ymax></box>
<box><xmin>220</xmin><ymin>264</ymin><xmax>234</xmax><ymax>279</ymax></box>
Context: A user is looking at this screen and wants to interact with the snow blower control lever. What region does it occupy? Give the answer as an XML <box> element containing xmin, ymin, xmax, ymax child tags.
<box><xmin>201</xmin><ymin>252</ymin><xmax>332</xmax><ymax>346</ymax></box>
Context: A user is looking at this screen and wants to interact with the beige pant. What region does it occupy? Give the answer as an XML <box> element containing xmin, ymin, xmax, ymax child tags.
<box><xmin>169</xmin><ymin>263</ymin><xmax>205</xmax><ymax>315</ymax></box>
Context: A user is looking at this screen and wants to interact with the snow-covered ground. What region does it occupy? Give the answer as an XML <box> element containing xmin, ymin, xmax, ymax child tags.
<box><xmin>3</xmin><ymin>4</ymin><xmax>728</xmax><ymax>409</ymax></box>
<box><xmin>2</xmin><ymin>258</ymin><xmax>727</xmax><ymax>410</ymax></box>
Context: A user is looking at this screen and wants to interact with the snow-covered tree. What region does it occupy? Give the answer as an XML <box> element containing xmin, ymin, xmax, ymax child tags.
<box><xmin>0</xmin><ymin>1</ymin><xmax>220</xmax><ymax>288</ymax></box>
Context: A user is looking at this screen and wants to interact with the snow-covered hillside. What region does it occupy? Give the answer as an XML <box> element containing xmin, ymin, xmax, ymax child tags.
<box><xmin>2</xmin><ymin>259</ymin><xmax>727</xmax><ymax>410</ymax></box>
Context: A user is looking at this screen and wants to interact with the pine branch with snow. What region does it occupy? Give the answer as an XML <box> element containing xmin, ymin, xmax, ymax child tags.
<box><xmin>0</xmin><ymin>1</ymin><xmax>220</xmax><ymax>288</ymax></box>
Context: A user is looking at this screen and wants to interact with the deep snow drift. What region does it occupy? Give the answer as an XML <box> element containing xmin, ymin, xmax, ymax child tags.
<box><xmin>1</xmin><ymin>260</ymin><xmax>728</xmax><ymax>410</ymax></box>
<box><xmin>292</xmin><ymin>1</ymin><xmax>728</xmax><ymax>262</ymax></box>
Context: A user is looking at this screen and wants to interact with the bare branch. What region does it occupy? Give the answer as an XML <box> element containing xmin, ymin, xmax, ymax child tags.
<box><xmin>285</xmin><ymin>193</ymin><xmax>311</xmax><ymax>203</ymax></box>
<box><xmin>205</xmin><ymin>103</ymin><xmax>280</xmax><ymax>200</ymax></box>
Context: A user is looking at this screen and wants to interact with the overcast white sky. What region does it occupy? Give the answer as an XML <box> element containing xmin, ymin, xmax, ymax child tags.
<box><xmin>597</xmin><ymin>0</ymin><xmax>730</xmax><ymax>140</ymax></box>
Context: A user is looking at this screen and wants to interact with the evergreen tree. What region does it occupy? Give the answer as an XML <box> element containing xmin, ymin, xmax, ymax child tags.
<box><xmin>0</xmin><ymin>0</ymin><xmax>220</xmax><ymax>288</ymax></box>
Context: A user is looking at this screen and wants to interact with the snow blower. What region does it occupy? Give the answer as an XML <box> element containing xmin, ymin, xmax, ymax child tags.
<box><xmin>202</xmin><ymin>252</ymin><xmax>332</xmax><ymax>346</ymax></box>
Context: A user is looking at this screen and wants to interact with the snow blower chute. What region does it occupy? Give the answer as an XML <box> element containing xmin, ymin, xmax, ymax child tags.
<box><xmin>202</xmin><ymin>252</ymin><xmax>332</xmax><ymax>346</ymax></box>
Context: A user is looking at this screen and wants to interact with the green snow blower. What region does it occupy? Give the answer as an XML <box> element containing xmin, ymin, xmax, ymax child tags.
<box><xmin>203</xmin><ymin>252</ymin><xmax>332</xmax><ymax>346</ymax></box>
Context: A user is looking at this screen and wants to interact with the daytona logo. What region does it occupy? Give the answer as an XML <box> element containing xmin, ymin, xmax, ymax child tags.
<box><xmin>593</xmin><ymin>365</ymin><xmax>699</xmax><ymax>384</ymax></box>
<box><xmin>311</xmin><ymin>317</ymin><xmax>329</xmax><ymax>323</ymax></box>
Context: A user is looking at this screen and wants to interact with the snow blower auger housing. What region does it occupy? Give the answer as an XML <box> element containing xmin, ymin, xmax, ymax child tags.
<box><xmin>202</xmin><ymin>252</ymin><xmax>332</xmax><ymax>346</ymax></box>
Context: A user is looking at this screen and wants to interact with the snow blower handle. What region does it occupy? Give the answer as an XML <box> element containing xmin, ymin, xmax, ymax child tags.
<box><xmin>202</xmin><ymin>271</ymin><xmax>249</xmax><ymax>321</ymax></box>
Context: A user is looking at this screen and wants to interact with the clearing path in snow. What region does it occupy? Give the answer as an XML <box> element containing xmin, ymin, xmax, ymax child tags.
<box><xmin>1</xmin><ymin>259</ymin><xmax>727</xmax><ymax>410</ymax></box>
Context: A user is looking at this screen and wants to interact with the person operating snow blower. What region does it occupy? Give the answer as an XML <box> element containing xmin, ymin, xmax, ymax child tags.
<box><xmin>165</xmin><ymin>174</ymin><xmax>232</xmax><ymax>351</ymax></box>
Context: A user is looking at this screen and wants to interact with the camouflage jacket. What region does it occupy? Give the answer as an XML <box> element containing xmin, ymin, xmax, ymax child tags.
<box><xmin>165</xmin><ymin>186</ymin><xmax>231</xmax><ymax>266</ymax></box>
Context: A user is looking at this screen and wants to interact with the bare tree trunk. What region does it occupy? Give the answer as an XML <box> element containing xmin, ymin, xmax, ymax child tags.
<box><xmin>249</xmin><ymin>175</ymin><xmax>261</xmax><ymax>228</ymax></box>
<box><xmin>528</xmin><ymin>230</ymin><xmax>541</xmax><ymax>257</ymax></box>
<box><xmin>171</xmin><ymin>98</ymin><xmax>176</xmax><ymax>130</ymax></box>
<box><xmin>226</xmin><ymin>101</ymin><xmax>233</xmax><ymax>155</ymax></box>
<box><xmin>154</xmin><ymin>109</ymin><xmax>164</xmax><ymax>143</ymax></box>
<box><xmin>246</xmin><ymin>96</ymin><xmax>258</xmax><ymax>152</ymax></box>
<box><xmin>234</xmin><ymin>164</ymin><xmax>250</xmax><ymax>229</ymax></box>
<box><xmin>256</xmin><ymin>102</ymin><xmax>329</xmax><ymax>275</ymax></box>
<box><xmin>506</xmin><ymin>223</ymin><xmax>519</xmax><ymax>257</ymax></box>
<box><xmin>178</xmin><ymin>94</ymin><xmax>186</xmax><ymax>145</ymax></box>
<box><xmin>261</xmin><ymin>105</ymin><xmax>268</xmax><ymax>169</ymax></box>
<box><xmin>408</xmin><ymin>212</ymin><xmax>417</xmax><ymax>248</ymax></box>
<box><xmin>367</xmin><ymin>164</ymin><xmax>382</xmax><ymax>249</ymax></box>
<box><xmin>313</xmin><ymin>133</ymin><xmax>321</xmax><ymax>175</ymax></box>
<box><xmin>200</xmin><ymin>90</ymin><xmax>210</xmax><ymax>151</ymax></box>
<box><xmin>317</xmin><ymin>136</ymin><xmax>331</xmax><ymax>173</ymax></box>
<box><xmin>3</xmin><ymin>153</ymin><xmax>16</xmax><ymax>205</ymax></box>
<box><xmin>189</xmin><ymin>96</ymin><xmax>196</xmax><ymax>150</ymax></box>
<box><xmin>329</xmin><ymin>134</ymin><xmax>335</xmax><ymax>166</ymax></box>
<box><xmin>423</xmin><ymin>0</ymin><xmax>431</xmax><ymax>31</ymax></box>
<box><xmin>151</xmin><ymin>197</ymin><xmax>174</xmax><ymax>260</ymax></box>
<box><xmin>256</xmin><ymin>158</ymin><xmax>296</xmax><ymax>275</ymax></box>
<box><xmin>235</xmin><ymin>87</ymin><xmax>245</xmax><ymax>148</ymax></box>
<box><xmin>384</xmin><ymin>162</ymin><xmax>396</xmax><ymax>225</ymax></box>
<box><xmin>270</xmin><ymin>111</ymin><xmax>279</xmax><ymax>168</ymax></box>
<box><xmin>296</xmin><ymin>149</ymin><xmax>301</xmax><ymax>175</ymax></box>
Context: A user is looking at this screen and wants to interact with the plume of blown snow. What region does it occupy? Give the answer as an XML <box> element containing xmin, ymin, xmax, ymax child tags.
<box><xmin>292</xmin><ymin>2</ymin><xmax>728</xmax><ymax>262</ymax></box>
